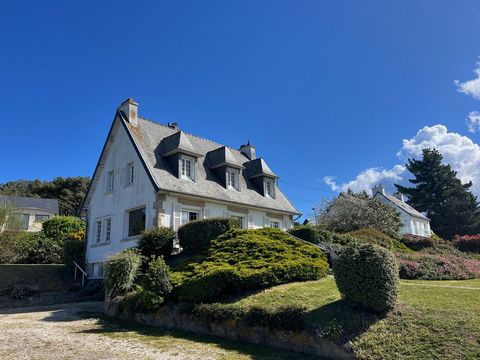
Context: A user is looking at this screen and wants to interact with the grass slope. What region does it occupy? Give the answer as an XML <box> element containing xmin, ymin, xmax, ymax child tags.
<box><xmin>218</xmin><ymin>277</ymin><xmax>480</xmax><ymax>359</ymax></box>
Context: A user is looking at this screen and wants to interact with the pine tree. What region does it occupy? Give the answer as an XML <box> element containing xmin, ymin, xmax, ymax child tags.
<box><xmin>395</xmin><ymin>148</ymin><xmax>480</xmax><ymax>240</ymax></box>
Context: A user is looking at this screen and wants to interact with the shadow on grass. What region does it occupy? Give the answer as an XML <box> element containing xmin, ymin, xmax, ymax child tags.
<box><xmin>306</xmin><ymin>299</ymin><xmax>384</xmax><ymax>345</ymax></box>
<box><xmin>80</xmin><ymin>315</ymin><xmax>320</xmax><ymax>360</ymax></box>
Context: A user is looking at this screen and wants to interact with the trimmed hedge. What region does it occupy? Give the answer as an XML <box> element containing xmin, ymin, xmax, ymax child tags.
<box><xmin>333</xmin><ymin>244</ymin><xmax>399</xmax><ymax>313</ymax></box>
<box><xmin>288</xmin><ymin>225</ymin><xmax>357</xmax><ymax>246</ymax></box>
<box><xmin>42</xmin><ymin>216</ymin><xmax>85</xmax><ymax>241</ymax></box>
<box><xmin>104</xmin><ymin>249</ymin><xmax>143</xmax><ymax>298</ymax></box>
<box><xmin>401</xmin><ymin>234</ymin><xmax>436</xmax><ymax>251</ymax></box>
<box><xmin>138</xmin><ymin>227</ymin><xmax>176</xmax><ymax>260</ymax></box>
<box><xmin>454</xmin><ymin>235</ymin><xmax>480</xmax><ymax>253</ymax></box>
<box><xmin>173</xmin><ymin>228</ymin><xmax>329</xmax><ymax>303</ymax></box>
<box><xmin>346</xmin><ymin>228</ymin><xmax>412</xmax><ymax>253</ymax></box>
<box><xmin>63</xmin><ymin>239</ymin><xmax>85</xmax><ymax>271</ymax></box>
<box><xmin>177</xmin><ymin>217</ymin><xmax>240</xmax><ymax>253</ymax></box>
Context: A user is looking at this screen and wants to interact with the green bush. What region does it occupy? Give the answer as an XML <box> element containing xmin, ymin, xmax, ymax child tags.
<box><xmin>0</xmin><ymin>232</ymin><xmax>63</xmax><ymax>264</ymax></box>
<box><xmin>26</xmin><ymin>236</ymin><xmax>63</xmax><ymax>264</ymax></box>
<box><xmin>143</xmin><ymin>256</ymin><xmax>173</xmax><ymax>296</ymax></box>
<box><xmin>454</xmin><ymin>235</ymin><xmax>480</xmax><ymax>253</ymax></box>
<box><xmin>63</xmin><ymin>239</ymin><xmax>85</xmax><ymax>271</ymax></box>
<box><xmin>244</xmin><ymin>305</ymin><xmax>307</xmax><ymax>331</ymax></box>
<box><xmin>401</xmin><ymin>234</ymin><xmax>436</xmax><ymax>251</ymax></box>
<box><xmin>289</xmin><ymin>225</ymin><xmax>357</xmax><ymax>246</ymax></box>
<box><xmin>173</xmin><ymin>228</ymin><xmax>329</xmax><ymax>303</ymax></box>
<box><xmin>103</xmin><ymin>249</ymin><xmax>143</xmax><ymax>298</ymax></box>
<box><xmin>192</xmin><ymin>303</ymin><xmax>246</xmax><ymax>322</ymax></box>
<box><xmin>42</xmin><ymin>216</ymin><xmax>85</xmax><ymax>241</ymax></box>
<box><xmin>118</xmin><ymin>285</ymin><xmax>165</xmax><ymax>313</ymax></box>
<box><xmin>138</xmin><ymin>227</ymin><xmax>176</xmax><ymax>260</ymax></box>
<box><xmin>346</xmin><ymin>228</ymin><xmax>412</xmax><ymax>253</ymax></box>
<box><xmin>177</xmin><ymin>217</ymin><xmax>240</xmax><ymax>253</ymax></box>
<box><xmin>333</xmin><ymin>244</ymin><xmax>399</xmax><ymax>313</ymax></box>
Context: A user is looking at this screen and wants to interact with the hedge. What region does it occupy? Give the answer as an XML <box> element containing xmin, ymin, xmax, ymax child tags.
<box><xmin>63</xmin><ymin>239</ymin><xmax>85</xmax><ymax>271</ymax></box>
<box><xmin>454</xmin><ymin>235</ymin><xmax>480</xmax><ymax>253</ymax></box>
<box><xmin>401</xmin><ymin>234</ymin><xmax>436</xmax><ymax>251</ymax></box>
<box><xmin>346</xmin><ymin>228</ymin><xmax>412</xmax><ymax>253</ymax></box>
<box><xmin>177</xmin><ymin>217</ymin><xmax>240</xmax><ymax>253</ymax></box>
<box><xmin>333</xmin><ymin>244</ymin><xmax>399</xmax><ymax>313</ymax></box>
<box><xmin>42</xmin><ymin>216</ymin><xmax>85</xmax><ymax>241</ymax></box>
<box><xmin>138</xmin><ymin>227</ymin><xmax>176</xmax><ymax>260</ymax></box>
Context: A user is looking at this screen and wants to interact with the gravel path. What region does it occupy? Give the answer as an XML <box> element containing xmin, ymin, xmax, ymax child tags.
<box><xmin>0</xmin><ymin>302</ymin><xmax>219</xmax><ymax>360</ymax></box>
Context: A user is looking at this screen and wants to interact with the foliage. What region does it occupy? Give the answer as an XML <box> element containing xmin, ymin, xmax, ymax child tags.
<box><xmin>137</xmin><ymin>227</ymin><xmax>175</xmax><ymax>260</ymax></box>
<box><xmin>143</xmin><ymin>256</ymin><xmax>173</xmax><ymax>296</ymax></box>
<box><xmin>317</xmin><ymin>191</ymin><xmax>402</xmax><ymax>238</ymax></box>
<box><xmin>401</xmin><ymin>234</ymin><xmax>436</xmax><ymax>251</ymax></box>
<box><xmin>42</xmin><ymin>216</ymin><xmax>85</xmax><ymax>241</ymax></box>
<box><xmin>346</xmin><ymin>228</ymin><xmax>412</xmax><ymax>252</ymax></box>
<box><xmin>0</xmin><ymin>177</ymin><xmax>90</xmax><ymax>216</ymax></box>
<box><xmin>172</xmin><ymin>228</ymin><xmax>329</xmax><ymax>303</ymax></box>
<box><xmin>192</xmin><ymin>303</ymin><xmax>247</xmax><ymax>322</ymax></box>
<box><xmin>396</xmin><ymin>252</ymin><xmax>480</xmax><ymax>280</ymax></box>
<box><xmin>103</xmin><ymin>249</ymin><xmax>143</xmax><ymax>298</ymax></box>
<box><xmin>453</xmin><ymin>234</ymin><xmax>480</xmax><ymax>253</ymax></box>
<box><xmin>333</xmin><ymin>244</ymin><xmax>399</xmax><ymax>313</ymax></box>
<box><xmin>289</xmin><ymin>225</ymin><xmax>357</xmax><ymax>246</ymax></box>
<box><xmin>118</xmin><ymin>285</ymin><xmax>165</xmax><ymax>313</ymax></box>
<box><xmin>395</xmin><ymin>148</ymin><xmax>480</xmax><ymax>240</ymax></box>
<box><xmin>177</xmin><ymin>217</ymin><xmax>241</xmax><ymax>254</ymax></box>
<box><xmin>0</xmin><ymin>232</ymin><xmax>63</xmax><ymax>264</ymax></box>
<box><xmin>63</xmin><ymin>239</ymin><xmax>85</xmax><ymax>271</ymax></box>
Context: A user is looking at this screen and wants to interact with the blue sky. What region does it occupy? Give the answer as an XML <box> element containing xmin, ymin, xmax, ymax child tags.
<box><xmin>1</xmin><ymin>1</ymin><xmax>480</xmax><ymax>219</ymax></box>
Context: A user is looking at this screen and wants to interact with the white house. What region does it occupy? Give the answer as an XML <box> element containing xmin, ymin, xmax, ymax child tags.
<box><xmin>0</xmin><ymin>195</ymin><xmax>59</xmax><ymax>232</ymax></box>
<box><xmin>80</xmin><ymin>99</ymin><xmax>300</xmax><ymax>278</ymax></box>
<box><xmin>372</xmin><ymin>185</ymin><xmax>431</xmax><ymax>237</ymax></box>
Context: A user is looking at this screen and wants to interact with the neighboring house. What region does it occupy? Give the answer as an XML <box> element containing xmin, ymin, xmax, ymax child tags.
<box><xmin>372</xmin><ymin>185</ymin><xmax>431</xmax><ymax>237</ymax></box>
<box><xmin>80</xmin><ymin>99</ymin><xmax>300</xmax><ymax>278</ymax></box>
<box><xmin>0</xmin><ymin>195</ymin><xmax>59</xmax><ymax>232</ymax></box>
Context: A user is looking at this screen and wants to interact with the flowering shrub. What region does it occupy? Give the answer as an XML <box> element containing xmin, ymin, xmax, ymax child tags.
<box><xmin>396</xmin><ymin>252</ymin><xmax>480</xmax><ymax>280</ymax></box>
<box><xmin>454</xmin><ymin>235</ymin><xmax>480</xmax><ymax>253</ymax></box>
<box><xmin>400</xmin><ymin>234</ymin><xmax>436</xmax><ymax>251</ymax></box>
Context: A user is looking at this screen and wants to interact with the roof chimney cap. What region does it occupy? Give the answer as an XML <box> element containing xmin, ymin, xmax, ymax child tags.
<box><xmin>118</xmin><ymin>98</ymin><xmax>139</xmax><ymax>126</ymax></box>
<box><xmin>371</xmin><ymin>184</ymin><xmax>386</xmax><ymax>196</ymax></box>
<box><xmin>240</xmin><ymin>141</ymin><xmax>256</xmax><ymax>160</ymax></box>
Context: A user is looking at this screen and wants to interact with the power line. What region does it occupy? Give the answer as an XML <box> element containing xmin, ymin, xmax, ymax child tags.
<box><xmin>278</xmin><ymin>179</ymin><xmax>337</xmax><ymax>194</ymax></box>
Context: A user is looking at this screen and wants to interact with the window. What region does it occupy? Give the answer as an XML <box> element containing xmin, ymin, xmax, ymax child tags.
<box><xmin>232</xmin><ymin>215</ymin><xmax>244</xmax><ymax>228</ymax></box>
<box><xmin>180</xmin><ymin>157</ymin><xmax>194</xmax><ymax>180</ymax></box>
<box><xmin>95</xmin><ymin>220</ymin><xmax>102</xmax><ymax>243</ymax></box>
<box><xmin>181</xmin><ymin>210</ymin><xmax>199</xmax><ymax>224</ymax></box>
<box><xmin>128</xmin><ymin>207</ymin><xmax>146</xmax><ymax>237</ymax></box>
<box><xmin>126</xmin><ymin>162</ymin><xmax>134</xmax><ymax>185</ymax></box>
<box><xmin>93</xmin><ymin>263</ymin><xmax>104</xmax><ymax>278</ymax></box>
<box><xmin>34</xmin><ymin>214</ymin><xmax>50</xmax><ymax>222</ymax></box>
<box><xmin>106</xmin><ymin>170</ymin><xmax>114</xmax><ymax>192</ymax></box>
<box><xmin>264</xmin><ymin>178</ymin><xmax>275</xmax><ymax>198</ymax></box>
<box><xmin>104</xmin><ymin>217</ymin><xmax>112</xmax><ymax>242</ymax></box>
<box><xmin>21</xmin><ymin>214</ymin><xmax>29</xmax><ymax>230</ymax></box>
<box><xmin>269</xmin><ymin>220</ymin><xmax>280</xmax><ymax>229</ymax></box>
<box><xmin>227</xmin><ymin>168</ymin><xmax>239</xmax><ymax>190</ymax></box>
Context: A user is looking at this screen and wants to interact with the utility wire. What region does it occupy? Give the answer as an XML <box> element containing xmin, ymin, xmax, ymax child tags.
<box><xmin>278</xmin><ymin>179</ymin><xmax>337</xmax><ymax>194</ymax></box>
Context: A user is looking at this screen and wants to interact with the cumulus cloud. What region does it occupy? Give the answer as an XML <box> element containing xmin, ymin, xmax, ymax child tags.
<box><xmin>466</xmin><ymin>111</ymin><xmax>480</xmax><ymax>133</ymax></box>
<box><xmin>324</xmin><ymin>124</ymin><xmax>480</xmax><ymax>196</ymax></box>
<box><xmin>455</xmin><ymin>61</ymin><xmax>480</xmax><ymax>100</ymax></box>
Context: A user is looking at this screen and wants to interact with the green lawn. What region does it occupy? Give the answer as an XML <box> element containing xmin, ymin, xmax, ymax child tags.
<box><xmin>0</xmin><ymin>264</ymin><xmax>67</xmax><ymax>292</ymax></box>
<box><xmin>218</xmin><ymin>277</ymin><xmax>480</xmax><ymax>359</ymax></box>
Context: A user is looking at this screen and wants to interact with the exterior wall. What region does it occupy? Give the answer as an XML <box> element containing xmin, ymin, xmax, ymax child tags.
<box><xmin>14</xmin><ymin>208</ymin><xmax>57</xmax><ymax>232</ymax></box>
<box><xmin>85</xmin><ymin>121</ymin><xmax>157</xmax><ymax>277</ymax></box>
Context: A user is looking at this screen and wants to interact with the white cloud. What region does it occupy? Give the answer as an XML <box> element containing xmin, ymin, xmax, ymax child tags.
<box><xmin>466</xmin><ymin>111</ymin><xmax>480</xmax><ymax>133</ymax></box>
<box><xmin>455</xmin><ymin>61</ymin><xmax>480</xmax><ymax>100</ymax></box>
<box><xmin>324</xmin><ymin>124</ymin><xmax>480</xmax><ymax>196</ymax></box>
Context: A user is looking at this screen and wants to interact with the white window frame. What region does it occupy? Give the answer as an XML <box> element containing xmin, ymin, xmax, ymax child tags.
<box><xmin>180</xmin><ymin>156</ymin><xmax>195</xmax><ymax>181</ymax></box>
<box><xmin>181</xmin><ymin>209</ymin><xmax>200</xmax><ymax>225</ymax></box>
<box><xmin>104</xmin><ymin>217</ymin><xmax>112</xmax><ymax>243</ymax></box>
<box><xmin>269</xmin><ymin>220</ymin><xmax>280</xmax><ymax>229</ymax></box>
<box><xmin>126</xmin><ymin>162</ymin><xmax>134</xmax><ymax>186</ymax></box>
<box><xmin>106</xmin><ymin>170</ymin><xmax>114</xmax><ymax>193</ymax></box>
<box><xmin>264</xmin><ymin>178</ymin><xmax>275</xmax><ymax>198</ymax></box>
<box><xmin>94</xmin><ymin>219</ymin><xmax>102</xmax><ymax>244</ymax></box>
<box><xmin>232</xmin><ymin>214</ymin><xmax>246</xmax><ymax>229</ymax></box>
<box><xmin>34</xmin><ymin>214</ymin><xmax>50</xmax><ymax>222</ymax></box>
<box><xmin>226</xmin><ymin>167</ymin><xmax>239</xmax><ymax>190</ymax></box>
<box><xmin>93</xmin><ymin>216</ymin><xmax>112</xmax><ymax>245</ymax></box>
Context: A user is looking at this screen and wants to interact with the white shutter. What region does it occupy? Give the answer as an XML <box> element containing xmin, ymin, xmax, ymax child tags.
<box><xmin>203</xmin><ymin>208</ymin><xmax>211</xmax><ymax>219</ymax></box>
<box><xmin>224</xmin><ymin>211</ymin><xmax>231</xmax><ymax>218</ymax></box>
<box><xmin>247</xmin><ymin>214</ymin><xmax>254</xmax><ymax>229</ymax></box>
<box><xmin>173</xmin><ymin>203</ymin><xmax>182</xmax><ymax>230</ymax></box>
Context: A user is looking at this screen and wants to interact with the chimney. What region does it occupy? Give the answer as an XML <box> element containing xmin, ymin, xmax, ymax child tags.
<box><xmin>240</xmin><ymin>141</ymin><xmax>256</xmax><ymax>160</ymax></box>
<box><xmin>168</xmin><ymin>122</ymin><xmax>179</xmax><ymax>130</ymax></box>
<box><xmin>371</xmin><ymin>184</ymin><xmax>386</xmax><ymax>196</ymax></box>
<box><xmin>118</xmin><ymin>98</ymin><xmax>139</xmax><ymax>126</ymax></box>
<box><xmin>395</xmin><ymin>193</ymin><xmax>406</xmax><ymax>202</ymax></box>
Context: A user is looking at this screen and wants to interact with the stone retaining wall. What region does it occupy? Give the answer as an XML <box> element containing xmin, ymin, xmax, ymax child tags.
<box><xmin>105</xmin><ymin>300</ymin><xmax>353</xmax><ymax>359</ymax></box>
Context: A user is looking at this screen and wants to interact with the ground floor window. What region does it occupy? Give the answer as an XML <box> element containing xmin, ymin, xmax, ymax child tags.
<box><xmin>93</xmin><ymin>262</ymin><xmax>104</xmax><ymax>278</ymax></box>
<box><xmin>34</xmin><ymin>214</ymin><xmax>50</xmax><ymax>222</ymax></box>
<box><xmin>232</xmin><ymin>215</ymin><xmax>245</xmax><ymax>228</ymax></box>
<box><xmin>181</xmin><ymin>210</ymin><xmax>199</xmax><ymax>224</ymax></box>
<box><xmin>269</xmin><ymin>220</ymin><xmax>280</xmax><ymax>229</ymax></box>
<box><xmin>128</xmin><ymin>207</ymin><xmax>146</xmax><ymax>237</ymax></box>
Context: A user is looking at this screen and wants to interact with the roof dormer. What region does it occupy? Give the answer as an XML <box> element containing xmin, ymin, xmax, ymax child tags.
<box><xmin>161</xmin><ymin>131</ymin><xmax>201</xmax><ymax>158</ymax></box>
<box><xmin>206</xmin><ymin>146</ymin><xmax>244</xmax><ymax>190</ymax></box>
<box><xmin>244</xmin><ymin>158</ymin><xmax>278</xmax><ymax>198</ymax></box>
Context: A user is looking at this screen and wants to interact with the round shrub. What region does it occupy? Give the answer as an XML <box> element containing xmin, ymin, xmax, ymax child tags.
<box><xmin>333</xmin><ymin>244</ymin><xmax>399</xmax><ymax>313</ymax></box>
<box><xmin>143</xmin><ymin>256</ymin><xmax>173</xmax><ymax>296</ymax></box>
<box><xmin>138</xmin><ymin>227</ymin><xmax>175</xmax><ymax>260</ymax></box>
<box><xmin>288</xmin><ymin>226</ymin><xmax>318</xmax><ymax>243</ymax></box>
<box><xmin>63</xmin><ymin>239</ymin><xmax>85</xmax><ymax>271</ymax></box>
<box><xmin>177</xmin><ymin>217</ymin><xmax>240</xmax><ymax>254</ymax></box>
<box><xmin>103</xmin><ymin>249</ymin><xmax>143</xmax><ymax>298</ymax></box>
<box><xmin>42</xmin><ymin>216</ymin><xmax>85</xmax><ymax>241</ymax></box>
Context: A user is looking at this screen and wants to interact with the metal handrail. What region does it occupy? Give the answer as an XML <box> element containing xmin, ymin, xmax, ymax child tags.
<box><xmin>73</xmin><ymin>261</ymin><xmax>87</xmax><ymax>288</ymax></box>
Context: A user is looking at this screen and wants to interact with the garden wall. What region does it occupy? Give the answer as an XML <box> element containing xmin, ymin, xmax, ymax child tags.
<box><xmin>105</xmin><ymin>299</ymin><xmax>353</xmax><ymax>359</ymax></box>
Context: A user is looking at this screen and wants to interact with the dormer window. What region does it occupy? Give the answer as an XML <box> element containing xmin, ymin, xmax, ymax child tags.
<box><xmin>264</xmin><ymin>178</ymin><xmax>275</xmax><ymax>198</ymax></box>
<box><xmin>226</xmin><ymin>168</ymin><xmax>239</xmax><ymax>190</ymax></box>
<box><xmin>180</xmin><ymin>156</ymin><xmax>195</xmax><ymax>181</ymax></box>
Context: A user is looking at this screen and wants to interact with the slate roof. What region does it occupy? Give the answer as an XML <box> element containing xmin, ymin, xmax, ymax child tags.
<box><xmin>376</xmin><ymin>192</ymin><xmax>429</xmax><ymax>220</ymax></box>
<box><xmin>0</xmin><ymin>195</ymin><xmax>59</xmax><ymax>214</ymax></box>
<box><xmin>121</xmin><ymin>113</ymin><xmax>299</xmax><ymax>215</ymax></box>
<box><xmin>161</xmin><ymin>131</ymin><xmax>201</xmax><ymax>157</ymax></box>
<box><xmin>206</xmin><ymin>146</ymin><xmax>244</xmax><ymax>169</ymax></box>
<box><xmin>245</xmin><ymin>158</ymin><xmax>278</xmax><ymax>179</ymax></box>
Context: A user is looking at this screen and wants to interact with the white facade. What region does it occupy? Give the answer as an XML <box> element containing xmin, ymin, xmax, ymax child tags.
<box><xmin>84</xmin><ymin>115</ymin><xmax>294</xmax><ymax>278</ymax></box>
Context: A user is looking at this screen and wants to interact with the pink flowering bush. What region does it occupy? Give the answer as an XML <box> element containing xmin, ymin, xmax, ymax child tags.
<box><xmin>396</xmin><ymin>252</ymin><xmax>480</xmax><ymax>280</ymax></box>
<box><xmin>454</xmin><ymin>235</ymin><xmax>480</xmax><ymax>253</ymax></box>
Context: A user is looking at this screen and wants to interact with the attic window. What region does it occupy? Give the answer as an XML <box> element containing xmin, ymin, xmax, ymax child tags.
<box><xmin>180</xmin><ymin>156</ymin><xmax>195</xmax><ymax>181</ymax></box>
<box><xmin>264</xmin><ymin>178</ymin><xmax>275</xmax><ymax>198</ymax></box>
<box><xmin>226</xmin><ymin>168</ymin><xmax>239</xmax><ymax>190</ymax></box>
